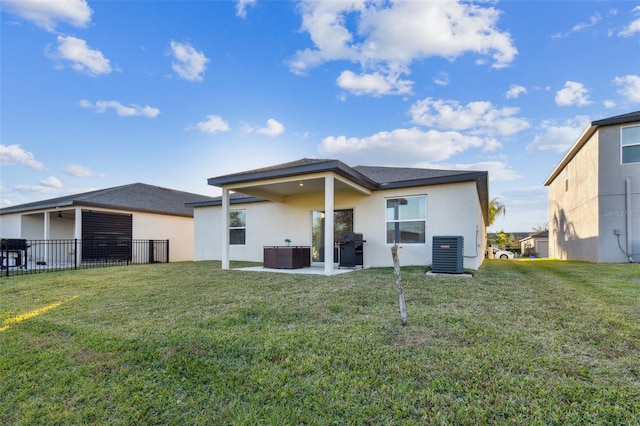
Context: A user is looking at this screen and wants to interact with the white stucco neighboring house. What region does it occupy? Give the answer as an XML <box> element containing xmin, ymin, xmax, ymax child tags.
<box><xmin>519</xmin><ymin>231</ymin><xmax>549</xmax><ymax>258</ymax></box>
<box><xmin>190</xmin><ymin>158</ymin><xmax>489</xmax><ymax>275</ymax></box>
<box><xmin>544</xmin><ymin>111</ymin><xmax>640</xmax><ymax>262</ymax></box>
<box><xmin>0</xmin><ymin>183</ymin><xmax>216</xmax><ymax>264</ymax></box>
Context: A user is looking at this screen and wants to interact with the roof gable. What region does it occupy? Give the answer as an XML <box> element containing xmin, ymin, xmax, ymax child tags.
<box><xmin>208</xmin><ymin>158</ymin><xmax>378</xmax><ymax>189</ymax></box>
<box><xmin>544</xmin><ymin>110</ymin><xmax>640</xmax><ymax>186</ymax></box>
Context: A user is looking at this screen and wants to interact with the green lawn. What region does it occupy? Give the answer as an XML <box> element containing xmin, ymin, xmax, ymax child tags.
<box><xmin>1</xmin><ymin>260</ymin><xmax>639</xmax><ymax>425</ymax></box>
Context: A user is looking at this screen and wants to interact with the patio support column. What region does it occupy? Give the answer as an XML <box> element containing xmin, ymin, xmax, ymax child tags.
<box><xmin>44</xmin><ymin>211</ymin><xmax>50</xmax><ymax>265</ymax></box>
<box><xmin>221</xmin><ymin>188</ymin><xmax>230</xmax><ymax>270</ymax></box>
<box><xmin>324</xmin><ymin>175</ymin><xmax>334</xmax><ymax>276</ymax></box>
<box><xmin>74</xmin><ymin>207</ymin><xmax>82</xmax><ymax>266</ymax></box>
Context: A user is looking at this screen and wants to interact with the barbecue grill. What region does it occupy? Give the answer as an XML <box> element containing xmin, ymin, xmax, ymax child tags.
<box><xmin>336</xmin><ymin>232</ymin><xmax>365</xmax><ymax>269</ymax></box>
<box><xmin>0</xmin><ymin>238</ymin><xmax>28</xmax><ymax>269</ymax></box>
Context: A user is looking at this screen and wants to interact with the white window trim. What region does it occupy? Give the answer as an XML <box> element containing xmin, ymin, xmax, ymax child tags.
<box><xmin>229</xmin><ymin>209</ymin><xmax>246</xmax><ymax>245</ymax></box>
<box><xmin>620</xmin><ymin>124</ymin><xmax>640</xmax><ymax>165</ymax></box>
<box><xmin>385</xmin><ymin>195</ymin><xmax>427</xmax><ymax>245</ymax></box>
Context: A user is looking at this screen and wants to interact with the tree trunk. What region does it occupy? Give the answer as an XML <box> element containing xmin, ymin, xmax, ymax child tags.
<box><xmin>391</xmin><ymin>243</ymin><xmax>407</xmax><ymax>326</ymax></box>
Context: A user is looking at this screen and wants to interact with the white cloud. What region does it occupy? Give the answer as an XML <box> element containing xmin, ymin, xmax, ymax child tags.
<box><xmin>555</xmin><ymin>81</ymin><xmax>591</xmax><ymax>106</ymax></box>
<box><xmin>236</xmin><ymin>0</ymin><xmax>257</xmax><ymax>19</ymax></box>
<box><xmin>318</xmin><ymin>127</ymin><xmax>488</xmax><ymax>166</ymax></box>
<box><xmin>525</xmin><ymin>116</ymin><xmax>590</xmax><ymax>153</ymax></box>
<box><xmin>336</xmin><ymin>69</ymin><xmax>412</xmax><ymax>96</ymax></box>
<box><xmin>415</xmin><ymin>160</ymin><xmax>522</xmax><ymax>183</ymax></box>
<box><xmin>505</xmin><ymin>84</ymin><xmax>527</xmax><ymax>99</ymax></box>
<box><xmin>619</xmin><ymin>6</ymin><xmax>640</xmax><ymax>37</ymax></box>
<box><xmin>489</xmin><ymin>186</ymin><xmax>549</xmax><ymax>232</ymax></box>
<box><xmin>256</xmin><ymin>119</ymin><xmax>285</xmax><ymax>137</ymax></box>
<box><xmin>79</xmin><ymin>100</ymin><xmax>160</xmax><ymax>117</ymax></box>
<box><xmin>0</xmin><ymin>144</ymin><xmax>45</xmax><ymax>170</ymax></box>
<box><xmin>433</xmin><ymin>72</ymin><xmax>450</xmax><ymax>87</ymax></box>
<box><xmin>409</xmin><ymin>98</ymin><xmax>529</xmax><ymax>136</ymax></box>
<box><xmin>288</xmin><ymin>0</ymin><xmax>516</xmax><ymax>97</ymax></box>
<box><xmin>192</xmin><ymin>115</ymin><xmax>230</xmax><ymax>133</ymax></box>
<box><xmin>603</xmin><ymin>100</ymin><xmax>617</xmax><ymax>108</ymax></box>
<box><xmin>169</xmin><ymin>41</ymin><xmax>209</xmax><ymax>82</ymax></box>
<box><xmin>292</xmin><ymin>1</ymin><xmax>516</xmax><ymax>71</ymax></box>
<box><xmin>553</xmin><ymin>12</ymin><xmax>607</xmax><ymax>39</ymax></box>
<box><xmin>51</xmin><ymin>35</ymin><xmax>112</xmax><ymax>76</ymax></box>
<box><xmin>1</xmin><ymin>0</ymin><xmax>92</xmax><ymax>31</ymax></box>
<box><xmin>41</xmin><ymin>176</ymin><xmax>62</xmax><ymax>188</ymax></box>
<box><xmin>613</xmin><ymin>75</ymin><xmax>640</xmax><ymax>103</ymax></box>
<box><xmin>14</xmin><ymin>184</ymin><xmax>65</xmax><ymax>196</ymax></box>
<box><xmin>65</xmin><ymin>163</ymin><xmax>106</xmax><ymax>177</ymax></box>
<box><xmin>466</xmin><ymin>161</ymin><xmax>522</xmax><ymax>182</ymax></box>
<box><xmin>571</xmin><ymin>13</ymin><xmax>601</xmax><ymax>33</ymax></box>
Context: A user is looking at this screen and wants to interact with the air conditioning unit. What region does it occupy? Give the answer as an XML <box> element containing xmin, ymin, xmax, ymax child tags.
<box><xmin>432</xmin><ymin>236</ymin><xmax>464</xmax><ymax>274</ymax></box>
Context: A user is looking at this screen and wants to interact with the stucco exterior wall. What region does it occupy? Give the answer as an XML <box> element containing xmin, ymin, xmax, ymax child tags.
<box><xmin>520</xmin><ymin>237</ymin><xmax>549</xmax><ymax>258</ymax></box>
<box><xmin>0</xmin><ymin>214</ymin><xmax>22</xmax><ymax>238</ymax></box>
<box><xmin>548</xmin><ymin>131</ymin><xmax>600</xmax><ymax>261</ymax></box>
<box><xmin>132</xmin><ymin>212</ymin><xmax>194</xmax><ymax>262</ymax></box>
<box><xmin>194</xmin><ymin>181</ymin><xmax>486</xmax><ymax>270</ymax></box>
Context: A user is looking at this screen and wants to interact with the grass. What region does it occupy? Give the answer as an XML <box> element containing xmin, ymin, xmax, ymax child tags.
<box><xmin>1</xmin><ymin>260</ymin><xmax>639</xmax><ymax>425</ymax></box>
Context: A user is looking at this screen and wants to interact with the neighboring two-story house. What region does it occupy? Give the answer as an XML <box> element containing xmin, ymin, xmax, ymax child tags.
<box><xmin>544</xmin><ymin>111</ymin><xmax>640</xmax><ymax>262</ymax></box>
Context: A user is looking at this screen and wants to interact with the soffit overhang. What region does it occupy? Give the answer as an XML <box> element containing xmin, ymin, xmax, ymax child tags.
<box><xmin>222</xmin><ymin>172</ymin><xmax>372</xmax><ymax>203</ymax></box>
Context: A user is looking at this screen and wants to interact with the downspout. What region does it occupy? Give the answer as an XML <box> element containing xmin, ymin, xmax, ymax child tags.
<box><xmin>625</xmin><ymin>177</ymin><xmax>633</xmax><ymax>262</ymax></box>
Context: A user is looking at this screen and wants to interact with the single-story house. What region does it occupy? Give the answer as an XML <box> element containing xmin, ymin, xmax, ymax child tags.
<box><xmin>544</xmin><ymin>110</ymin><xmax>640</xmax><ymax>262</ymax></box>
<box><xmin>190</xmin><ymin>158</ymin><xmax>489</xmax><ymax>275</ymax></box>
<box><xmin>519</xmin><ymin>231</ymin><xmax>549</xmax><ymax>258</ymax></box>
<box><xmin>0</xmin><ymin>183</ymin><xmax>216</xmax><ymax>264</ymax></box>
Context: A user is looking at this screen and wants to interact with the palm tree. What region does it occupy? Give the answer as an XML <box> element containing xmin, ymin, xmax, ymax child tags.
<box><xmin>488</xmin><ymin>198</ymin><xmax>506</xmax><ymax>226</ymax></box>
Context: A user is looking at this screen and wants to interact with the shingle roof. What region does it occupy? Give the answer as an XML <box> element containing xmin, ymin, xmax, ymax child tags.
<box><xmin>353</xmin><ymin>165</ymin><xmax>484</xmax><ymax>187</ymax></box>
<box><xmin>204</xmin><ymin>158</ymin><xmax>489</xmax><ymax>225</ymax></box>
<box><xmin>208</xmin><ymin>158</ymin><xmax>486</xmax><ymax>188</ymax></box>
<box><xmin>0</xmin><ymin>183</ymin><xmax>216</xmax><ymax>217</ymax></box>
<box><xmin>207</xmin><ymin>158</ymin><xmax>378</xmax><ymax>188</ymax></box>
<box><xmin>592</xmin><ymin>110</ymin><xmax>640</xmax><ymax>127</ymax></box>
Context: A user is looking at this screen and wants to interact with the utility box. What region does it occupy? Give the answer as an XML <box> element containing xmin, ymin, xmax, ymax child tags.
<box><xmin>432</xmin><ymin>236</ymin><xmax>464</xmax><ymax>274</ymax></box>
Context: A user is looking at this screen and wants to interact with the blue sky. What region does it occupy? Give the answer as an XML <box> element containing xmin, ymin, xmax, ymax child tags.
<box><xmin>1</xmin><ymin>0</ymin><xmax>639</xmax><ymax>232</ymax></box>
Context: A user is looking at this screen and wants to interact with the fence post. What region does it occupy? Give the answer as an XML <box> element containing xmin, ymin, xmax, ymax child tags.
<box><xmin>74</xmin><ymin>239</ymin><xmax>78</xmax><ymax>270</ymax></box>
<box><xmin>166</xmin><ymin>239</ymin><xmax>170</xmax><ymax>263</ymax></box>
<box><xmin>149</xmin><ymin>240</ymin><xmax>155</xmax><ymax>263</ymax></box>
<box><xmin>3</xmin><ymin>243</ymin><xmax>7</xmax><ymax>277</ymax></box>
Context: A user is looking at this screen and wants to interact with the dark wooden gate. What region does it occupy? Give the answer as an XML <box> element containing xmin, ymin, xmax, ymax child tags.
<box><xmin>82</xmin><ymin>211</ymin><xmax>133</xmax><ymax>261</ymax></box>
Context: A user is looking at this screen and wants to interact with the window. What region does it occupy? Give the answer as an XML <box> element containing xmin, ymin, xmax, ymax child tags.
<box><xmin>386</xmin><ymin>196</ymin><xmax>426</xmax><ymax>244</ymax></box>
<box><xmin>621</xmin><ymin>124</ymin><xmax>640</xmax><ymax>164</ymax></box>
<box><xmin>229</xmin><ymin>210</ymin><xmax>246</xmax><ymax>245</ymax></box>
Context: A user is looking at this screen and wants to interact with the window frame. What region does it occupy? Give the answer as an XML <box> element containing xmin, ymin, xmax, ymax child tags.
<box><xmin>385</xmin><ymin>195</ymin><xmax>427</xmax><ymax>245</ymax></box>
<box><xmin>620</xmin><ymin>124</ymin><xmax>640</xmax><ymax>165</ymax></box>
<box><xmin>229</xmin><ymin>209</ymin><xmax>246</xmax><ymax>245</ymax></box>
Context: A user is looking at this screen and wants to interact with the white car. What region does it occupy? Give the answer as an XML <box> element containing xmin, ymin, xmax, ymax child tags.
<box><xmin>492</xmin><ymin>247</ymin><xmax>515</xmax><ymax>259</ymax></box>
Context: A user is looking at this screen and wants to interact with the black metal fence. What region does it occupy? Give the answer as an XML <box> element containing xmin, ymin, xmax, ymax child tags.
<box><xmin>1</xmin><ymin>239</ymin><xmax>169</xmax><ymax>277</ymax></box>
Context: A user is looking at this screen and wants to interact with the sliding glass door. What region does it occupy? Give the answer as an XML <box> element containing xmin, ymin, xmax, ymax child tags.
<box><xmin>311</xmin><ymin>209</ymin><xmax>353</xmax><ymax>263</ymax></box>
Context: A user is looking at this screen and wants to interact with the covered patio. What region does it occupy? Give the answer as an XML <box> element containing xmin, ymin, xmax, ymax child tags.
<box><xmin>233</xmin><ymin>264</ymin><xmax>358</xmax><ymax>275</ymax></box>
<box><xmin>208</xmin><ymin>159</ymin><xmax>376</xmax><ymax>276</ymax></box>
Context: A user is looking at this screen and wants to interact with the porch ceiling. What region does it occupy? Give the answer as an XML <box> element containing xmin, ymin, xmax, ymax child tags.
<box><xmin>226</xmin><ymin>174</ymin><xmax>371</xmax><ymax>202</ymax></box>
